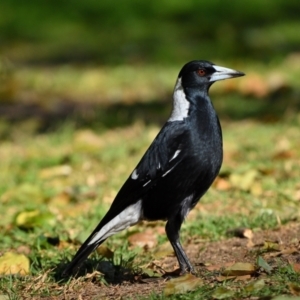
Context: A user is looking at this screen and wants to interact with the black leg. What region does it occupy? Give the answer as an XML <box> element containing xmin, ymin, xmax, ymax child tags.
<box><xmin>165</xmin><ymin>215</ymin><xmax>195</xmax><ymax>274</ymax></box>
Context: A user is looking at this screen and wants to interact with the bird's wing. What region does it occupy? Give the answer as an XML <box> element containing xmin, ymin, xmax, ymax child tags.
<box><xmin>108</xmin><ymin>121</ymin><xmax>189</xmax><ymax>214</ymax></box>
<box><xmin>62</xmin><ymin>122</ymin><xmax>189</xmax><ymax>276</ymax></box>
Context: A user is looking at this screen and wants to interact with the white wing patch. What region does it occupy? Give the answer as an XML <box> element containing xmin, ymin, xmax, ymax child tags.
<box><xmin>168</xmin><ymin>78</ymin><xmax>190</xmax><ymax>122</ymax></box>
<box><xmin>131</xmin><ymin>169</ymin><xmax>139</xmax><ymax>180</ymax></box>
<box><xmin>162</xmin><ymin>165</ymin><xmax>176</xmax><ymax>177</ymax></box>
<box><xmin>88</xmin><ymin>200</ymin><xmax>143</xmax><ymax>245</ymax></box>
<box><xmin>143</xmin><ymin>180</ymin><xmax>151</xmax><ymax>187</ymax></box>
<box><xmin>170</xmin><ymin>149</ymin><xmax>181</xmax><ymax>162</ymax></box>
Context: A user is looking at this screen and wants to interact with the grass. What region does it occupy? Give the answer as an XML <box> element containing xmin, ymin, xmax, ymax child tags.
<box><xmin>1</xmin><ymin>62</ymin><xmax>300</xmax><ymax>299</ymax></box>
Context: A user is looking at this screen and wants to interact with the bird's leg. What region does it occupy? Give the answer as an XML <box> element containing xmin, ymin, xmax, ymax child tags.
<box><xmin>165</xmin><ymin>216</ymin><xmax>195</xmax><ymax>275</ymax></box>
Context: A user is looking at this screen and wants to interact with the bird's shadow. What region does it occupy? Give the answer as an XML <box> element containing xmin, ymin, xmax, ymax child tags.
<box><xmin>54</xmin><ymin>256</ymin><xmax>152</xmax><ymax>285</ymax></box>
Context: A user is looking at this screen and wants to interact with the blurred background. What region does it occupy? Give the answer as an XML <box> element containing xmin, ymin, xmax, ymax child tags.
<box><xmin>0</xmin><ymin>0</ymin><xmax>300</xmax><ymax>132</ymax></box>
<box><xmin>1</xmin><ymin>0</ymin><xmax>300</xmax><ymax>275</ymax></box>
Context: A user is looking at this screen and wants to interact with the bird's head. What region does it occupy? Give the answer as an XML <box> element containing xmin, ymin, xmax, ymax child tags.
<box><xmin>178</xmin><ymin>60</ymin><xmax>244</xmax><ymax>90</ymax></box>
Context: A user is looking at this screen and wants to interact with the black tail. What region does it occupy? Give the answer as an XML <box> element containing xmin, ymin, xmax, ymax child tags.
<box><xmin>62</xmin><ymin>240</ymin><xmax>105</xmax><ymax>277</ymax></box>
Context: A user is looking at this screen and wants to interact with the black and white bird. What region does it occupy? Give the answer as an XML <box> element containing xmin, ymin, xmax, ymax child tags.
<box><xmin>63</xmin><ymin>60</ymin><xmax>244</xmax><ymax>276</ymax></box>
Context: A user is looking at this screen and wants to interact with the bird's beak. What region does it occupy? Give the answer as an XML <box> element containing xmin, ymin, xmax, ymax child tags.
<box><xmin>209</xmin><ymin>65</ymin><xmax>245</xmax><ymax>82</ymax></box>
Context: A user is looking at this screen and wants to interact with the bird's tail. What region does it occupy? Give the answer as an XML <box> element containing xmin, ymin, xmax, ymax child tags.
<box><xmin>62</xmin><ymin>238</ymin><xmax>105</xmax><ymax>277</ymax></box>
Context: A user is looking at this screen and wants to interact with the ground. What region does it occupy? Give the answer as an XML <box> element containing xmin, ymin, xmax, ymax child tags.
<box><xmin>30</xmin><ymin>222</ymin><xmax>300</xmax><ymax>300</ymax></box>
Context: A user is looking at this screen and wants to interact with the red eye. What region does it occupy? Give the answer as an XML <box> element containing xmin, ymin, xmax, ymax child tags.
<box><xmin>197</xmin><ymin>69</ymin><xmax>206</xmax><ymax>76</ymax></box>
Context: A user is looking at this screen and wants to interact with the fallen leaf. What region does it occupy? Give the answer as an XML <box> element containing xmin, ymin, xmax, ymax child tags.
<box><xmin>291</xmin><ymin>263</ymin><xmax>300</xmax><ymax>273</ymax></box>
<box><xmin>152</xmin><ymin>242</ymin><xmax>174</xmax><ymax>259</ymax></box>
<box><xmin>227</xmin><ymin>228</ymin><xmax>253</xmax><ymax>239</ymax></box>
<box><xmin>280</xmin><ymin>247</ymin><xmax>298</xmax><ymax>255</ymax></box>
<box><xmin>213</xmin><ymin>177</ymin><xmax>232</xmax><ymax>191</ymax></box>
<box><xmin>212</xmin><ymin>286</ymin><xmax>234</xmax><ymax>299</ymax></box>
<box><xmin>262</xmin><ymin>241</ymin><xmax>280</xmax><ymax>252</ymax></box>
<box><xmin>222</xmin><ymin>262</ymin><xmax>256</xmax><ymax>276</ymax></box>
<box><xmin>39</xmin><ymin>165</ymin><xmax>72</xmax><ymax>179</ymax></box>
<box><xmin>96</xmin><ymin>245</ymin><xmax>114</xmax><ymax>259</ymax></box>
<box><xmin>235</xmin><ymin>274</ymin><xmax>252</xmax><ymax>281</ymax></box>
<box><xmin>257</xmin><ymin>256</ymin><xmax>273</xmax><ymax>274</ymax></box>
<box><xmin>0</xmin><ymin>295</ymin><xmax>9</xmax><ymax>300</ymax></box>
<box><xmin>164</xmin><ymin>274</ymin><xmax>202</xmax><ymax>296</ymax></box>
<box><xmin>206</xmin><ymin>261</ymin><xmax>236</xmax><ymax>272</ymax></box>
<box><xmin>288</xmin><ymin>282</ymin><xmax>300</xmax><ymax>296</ymax></box>
<box><xmin>0</xmin><ymin>252</ymin><xmax>30</xmax><ymax>275</ymax></box>
<box><xmin>272</xmin><ymin>296</ymin><xmax>298</xmax><ymax>300</ymax></box>
<box><xmin>15</xmin><ymin>210</ymin><xmax>56</xmax><ymax>230</ymax></box>
<box><xmin>244</xmin><ymin>279</ymin><xmax>265</xmax><ymax>292</ymax></box>
<box><xmin>128</xmin><ymin>231</ymin><xmax>157</xmax><ymax>249</ymax></box>
<box><xmin>229</xmin><ymin>169</ymin><xmax>259</xmax><ymax>192</ymax></box>
<box><xmin>216</xmin><ymin>275</ymin><xmax>236</xmax><ymax>282</ymax></box>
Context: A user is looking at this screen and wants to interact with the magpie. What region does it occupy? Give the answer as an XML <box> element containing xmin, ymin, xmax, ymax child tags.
<box><xmin>62</xmin><ymin>60</ymin><xmax>244</xmax><ymax>276</ymax></box>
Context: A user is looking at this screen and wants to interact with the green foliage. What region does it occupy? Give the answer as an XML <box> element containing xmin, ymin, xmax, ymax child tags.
<box><xmin>0</xmin><ymin>0</ymin><xmax>299</xmax><ymax>64</ymax></box>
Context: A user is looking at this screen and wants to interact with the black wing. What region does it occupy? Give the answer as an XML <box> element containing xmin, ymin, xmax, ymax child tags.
<box><xmin>62</xmin><ymin>121</ymin><xmax>189</xmax><ymax>276</ymax></box>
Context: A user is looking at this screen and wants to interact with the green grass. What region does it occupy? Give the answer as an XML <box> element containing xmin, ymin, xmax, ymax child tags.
<box><xmin>1</xmin><ymin>62</ymin><xmax>300</xmax><ymax>299</ymax></box>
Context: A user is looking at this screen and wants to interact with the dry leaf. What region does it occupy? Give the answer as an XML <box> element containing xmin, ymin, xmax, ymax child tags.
<box><xmin>96</xmin><ymin>245</ymin><xmax>114</xmax><ymax>259</ymax></box>
<box><xmin>216</xmin><ymin>275</ymin><xmax>236</xmax><ymax>282</ymax></box>
<box><xmin>292</xmin><ymin>263</ymin><xmax>300</xmax><ymax>273</ymax></box>
<box><xmin>227</xmin><ymin>228</ymin><xmax>253</xmax><ymax>239</ymax></box>
<box><xmin>244</xmin><ymin>279</ymin><xmax>265</xmax><ymax>292</ymax></box>
<box><xmin>235</xmin><ymin>274</ymin><xmax>252</xmax><ymax>281</ymax></box>
<box><xmin>152</xmin><ymin>242</ymin><xmax>174</xmax><ymax>259</ymax></box>
<box><xmin>39</xmin><ymin>165</ymin><xmax>72</xmax><ymax>179</ymax></box>
<box><xmin>0</xmin><ymin>252</ymin><xmax>30</xmax><ymax>275</ymax></box>
<box><xmin>213</xmin><ymin>177</ymin><xmax>232</xmax><ymax>191</ymax></box>
<box><xmin>206</xmin><ymin>261</ymin><xmax>235</xmax><ymax>272</ymax></box>
<box><xmin>262</xmin><ymin>241</ymin><xmax>280</xmax><ymax>252</ymax></box>
<box><xmin>288</xmin><ymin>282</ymin><xmax>300</xmax><ymax>296</ymax></box>
<box><xmin>212</xmin><ymin>286</ymin><xmax>234</xmax><ymax>299</ymax></box>
<box><xmin>128</xmin><ymin>231</ymin><xmax>157</xmax><ymax>249</ymax></box>
<box><xmin>164</xmin><ymin>274</ymin><xmax>202</xmax><ymax>296</ymax></box>
<box><xmin>229</xmin><ymin>169</ymin><xmax>259</xmax><ymax>192</ymax></box>
<box><xmin>15</xmin><ymin>210</ymin><xmax>56</xmax><ymax>229</ymax></box>
<box><xmin>222</xmin><ymin>262</ymin><xmax>256</xmax><ymax>276</ymax></box>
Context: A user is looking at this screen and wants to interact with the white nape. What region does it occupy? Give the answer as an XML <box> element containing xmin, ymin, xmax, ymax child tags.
<box><xmin>131</xmin><ymin>169</ymin><xmax>139</xmax><ymax>180</ymax></box>
<box><xmin>168</xmin><ymin>78</ymin><xmax>190</xmax><ymax>122</ymax></box>
<box><xmin>170</xmin><ymin>149</ymin><xmax>181</xmax><ymax>162</ymax></box>
<box><xmin>88</xmin><ymin>200</ymin><xmax>143</xmax><ymax>245</ymax></box>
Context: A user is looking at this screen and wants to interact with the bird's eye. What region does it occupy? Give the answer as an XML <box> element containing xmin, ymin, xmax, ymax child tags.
<box><xmin>197</xmin><ymin>69</ymin><xmax>206</xmax><ymax>76</ymax></box>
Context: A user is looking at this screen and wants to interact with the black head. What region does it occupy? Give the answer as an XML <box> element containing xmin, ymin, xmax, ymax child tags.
<box><xmin>178</xmin><ymin>60</ymin><xmax>244</xmax><ymax>90</ymax></box>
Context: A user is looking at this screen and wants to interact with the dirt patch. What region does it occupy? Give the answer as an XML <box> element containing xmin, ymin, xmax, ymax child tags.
<box><xmin>44</xmin><ymin>223</ymin><xmax>300</xmax><ymax>300</ymax></box>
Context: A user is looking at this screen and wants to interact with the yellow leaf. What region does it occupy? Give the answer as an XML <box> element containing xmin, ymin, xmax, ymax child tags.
<box><xmin>212</xmin><ymin>286</ymin><xmax>234</xmax><ymax>299</ymax></box>
<box><xmin>0</xmin><ymin>252</ymin><xmax>30</xmax><ymax>275</ymax></box>
<box><xmin>39</xmin><ymin>165</ymin><xmax>72</xmax><ymax>179</ymax></box>
<box><xmin>96</xmin><ymin>245</ymin><xmax>114</xmax><ymax>259</ymax></box>
<box><xmin>244</xmin><ymin>279</ymin><xmax>265</xmax><ymax>292</ymax></box>
<box><xmin>15</xmin><ymin>210</ymin><xmax>56</xmax><ymax>229</ymax></box>
<box><xmin>288</xmin><ymin>282</ymin><xmax>300</xmax><ymax>296</ymax></box>
<box><xmin>164</xmin><ymin>274</ymin><xmax>202</xmax><ymax>296</ymax></box>
<box><xmin>229</xmin><ymin>169</ymin><xmax>258</xmax><ymax>192</ymax></box>
<box><xmin>222</xmin><ymin>262</ymin><xmax>256</xmax><ymax>276</ymax></box>
<box><xmin>152</xmin><ymin>242</ymin><xmax>174</xmax><ymax>259</ymax></box>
